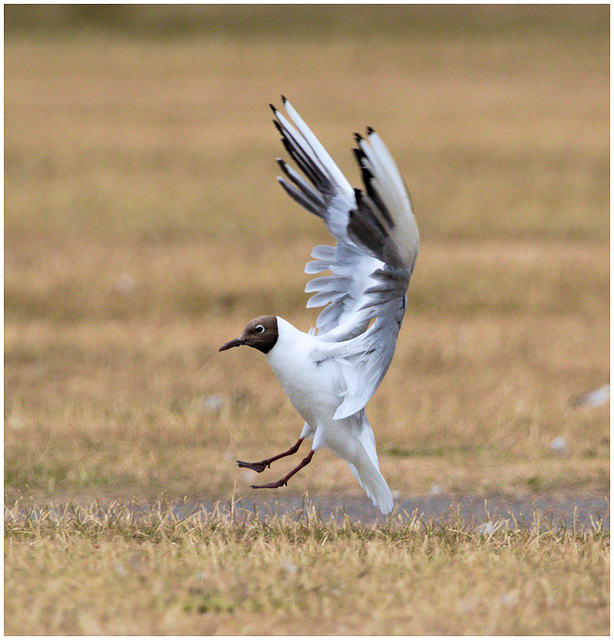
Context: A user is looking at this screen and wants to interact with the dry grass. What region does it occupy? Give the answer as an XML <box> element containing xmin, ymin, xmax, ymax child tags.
<box><xmin>4</xmin><ymin>5</ymin><xmax>609</xmax><ymax>635</ymax></box>
<box><xmin>4</xmin><ymin>501</ymin><xmax>609</xmax><ymax>635</ymax></box>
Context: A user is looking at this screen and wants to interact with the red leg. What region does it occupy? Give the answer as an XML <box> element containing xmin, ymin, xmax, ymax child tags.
<box><xmin>237</xmin><ymin>437</ymin><xmax>304</xmax><ymax>473</ymax></box>
<box><xmin>251</xmin><ymin>449</ymin><xmax>315</xmax><ymax>489</ymax></box>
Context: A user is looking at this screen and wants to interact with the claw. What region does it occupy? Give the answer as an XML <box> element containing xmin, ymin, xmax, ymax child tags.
<box><xmin>235</xmin><ymin>437</ymin><xmax>305</xmax><ymax>475</ymax></box>
<box><xmin>248</xmin><ymin>450</ymin><xmax>314</xmax><ymax>491</ymax></box>
<box><xmin>237</xmin><ymin>460</ymin><xmax>270</xmax><ymax>473</ymax></box>
<box><xmin>251</xmin><ymin>480</ymin><xmax>288</xmax><ymax>489</ymax></box>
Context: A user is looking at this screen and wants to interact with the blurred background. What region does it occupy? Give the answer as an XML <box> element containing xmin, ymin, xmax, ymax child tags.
<box><xmin>5</xmin><ymin>5</ymin><xmax>609</xmax><ymax>505</ymax></box>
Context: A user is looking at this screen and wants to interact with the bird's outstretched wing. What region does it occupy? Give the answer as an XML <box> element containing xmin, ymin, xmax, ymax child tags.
<box><xmin>272</xmin><ymin>98</ymin><xmax>419</xmax><ymax>418</ymax></box>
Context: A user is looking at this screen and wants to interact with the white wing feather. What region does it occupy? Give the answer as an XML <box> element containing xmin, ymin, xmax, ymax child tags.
<box><xmin>273</xmin><ymin>98</ymin><xmax>419</xmax><ymax>418</ymax></box>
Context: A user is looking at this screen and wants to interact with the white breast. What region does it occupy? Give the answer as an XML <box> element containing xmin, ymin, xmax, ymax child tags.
<box><xmin>265</xmin><ymin>317</ymin><xmax>340</xmax><ymax>427</ymax></box>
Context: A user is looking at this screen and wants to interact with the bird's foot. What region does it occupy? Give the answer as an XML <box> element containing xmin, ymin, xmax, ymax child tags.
<box><xmin>249</xmin><ymin>451</ymin><xmax>315</xmax><ymax>490</ymax></box>
<box><xmin>251</xmin><ymin>479</ymin><xmax>288</xmax><ymax>490</ymax></box>
<box><xmin>237</xmin><ymin>460</ymin><xmax>270</xmax><ymax>473</ymax></box>
<box><xmin>236</xmin><ymin>438</ymin><xmax>305</xmax><ymax>475</ymax></box>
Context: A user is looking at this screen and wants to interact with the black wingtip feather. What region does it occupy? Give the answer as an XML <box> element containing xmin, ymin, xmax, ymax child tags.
<box><xmin>367</xmin><ymin>126</ymin><xmax>375</xmax><ymax>135</ymax></box>
<box><xmin>281</xmin><ymin>95</ymin><xmax>288</xmax><ymax>104</ymax></box>
<box><xmin>353</xmin><ymin>148</ymin><xmax>370</xmax><ymax>177</ymax></box>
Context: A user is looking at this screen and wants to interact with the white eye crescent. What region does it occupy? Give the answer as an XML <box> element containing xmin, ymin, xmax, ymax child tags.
<box><xmin>256</xmin><ymin>325</ymin><xmax>265</xmax><ymax>334</ymax></box>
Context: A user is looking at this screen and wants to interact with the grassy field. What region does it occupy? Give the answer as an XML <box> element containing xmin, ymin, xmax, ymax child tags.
<box><xmin>5</xmin><ymin>5</ymin><xmax>609</xmax><ymax>635</ymax></box>
<box><xmin>5</xmin><ymin>501</ymin><xmax>609</xmax><ymax>635</ymax></box>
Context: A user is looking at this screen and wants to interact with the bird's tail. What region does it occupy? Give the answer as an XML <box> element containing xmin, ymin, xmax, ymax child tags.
<box><xmin>347</xmin><ymin>448</ymin><xmax>393</xmax><ymax>515</ymax></box>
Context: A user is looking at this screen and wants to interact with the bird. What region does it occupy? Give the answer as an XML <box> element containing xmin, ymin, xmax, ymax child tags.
<box><xmin>219</xmin><ymin>97</ymin><xmax>419</xmax><ymax>514</ymax></box>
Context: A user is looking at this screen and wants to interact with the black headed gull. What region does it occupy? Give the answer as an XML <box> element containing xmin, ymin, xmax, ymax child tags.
<box><xmin>219</xmin><ymin>98</ymin><xmax>419</xmax><ymax>514</ymax></box>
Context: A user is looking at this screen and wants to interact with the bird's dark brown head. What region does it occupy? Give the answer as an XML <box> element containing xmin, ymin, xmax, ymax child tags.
<box><xmin>219</xmin><ymin>315</ymin><xmax>279</xmax><ymax>354</ymax></box>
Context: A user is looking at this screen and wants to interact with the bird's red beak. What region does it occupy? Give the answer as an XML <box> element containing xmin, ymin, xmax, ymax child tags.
<box><xmin>219</xmin><ymin>337</ymin><xmax>244</xmax><ymax>352</ymax></box>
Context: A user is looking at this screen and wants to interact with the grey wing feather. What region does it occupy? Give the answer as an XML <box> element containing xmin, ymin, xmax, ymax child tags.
<box><xmin>272</xmin><ymin>98</ymin><xmax>419</xmax><ymax>416</ymax></box>
<box><xmin>273</xmin><ymin>100</ymin><xmax>381</xmax><ymax>339</ymax></box>
<box><xmin>312</xmin><ymin>267</ymin><xmax>411</xmax><ymax>419</ymax></box>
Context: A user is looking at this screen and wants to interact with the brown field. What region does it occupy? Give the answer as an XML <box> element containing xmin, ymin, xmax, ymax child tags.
<box><xmin>4</xmin><ymin>6</ymin><xmax>609</xmax><ymax>635</ymax></box>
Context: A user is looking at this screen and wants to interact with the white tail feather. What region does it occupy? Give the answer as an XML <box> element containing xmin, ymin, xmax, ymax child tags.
<box><xmin>347</xmin><ymin>448</ymin><xmax>393</xmax><ymax>515</ymax></box>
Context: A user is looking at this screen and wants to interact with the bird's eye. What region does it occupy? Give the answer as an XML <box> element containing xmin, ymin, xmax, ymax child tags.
<box><xmin>256</xmin><ymin>325</ymin><xmax>265</xmax><ymax>334</ymax></box>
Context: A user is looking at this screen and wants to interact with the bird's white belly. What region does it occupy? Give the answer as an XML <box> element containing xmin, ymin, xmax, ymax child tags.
<box><xmin>267</xmin><ymin>350</ymin><xmax>340</xmax><ymax>428</ymax></box>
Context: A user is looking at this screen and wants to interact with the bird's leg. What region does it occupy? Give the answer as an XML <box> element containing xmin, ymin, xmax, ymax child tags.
<box><xmin>251</xmin><ymin>449</ymin><xmax>315</xmax><ymax>490</ymax></box>
<box><xmin>237</xmin><ymin>437</ymin><xmax>304</xmax><ymax>473</ymax></box>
